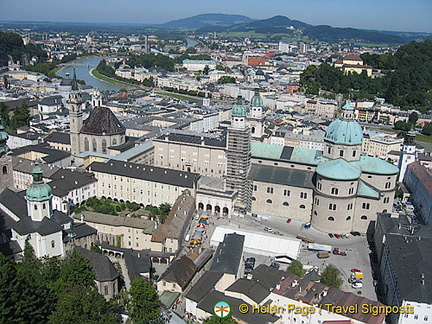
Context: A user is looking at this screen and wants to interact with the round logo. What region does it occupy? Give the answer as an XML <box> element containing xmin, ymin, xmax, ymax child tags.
<box><xmin>214</xmin><ymin>300</ymin><xmax>231</xmax><ymax>318</ymax></box>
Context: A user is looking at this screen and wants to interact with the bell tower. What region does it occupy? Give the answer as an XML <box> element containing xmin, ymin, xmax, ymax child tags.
<box><xmin>0</xmin><ymin>118</ymin><xmax>13</xmax><ymax>193</ymax></box>
<box><xmin>398</xmin><ymin>127</ymin><xmax>417</xmax><ymax>182</ymax></box>
<box><xmin>68</xmin><ymin>69</ymin><xmax>83</xmax><ymax>155</ymax></box>
<box><xmin>26</xmin><ymin>162</ymin><xmax>53</xmax><ymax>221</ymax></box>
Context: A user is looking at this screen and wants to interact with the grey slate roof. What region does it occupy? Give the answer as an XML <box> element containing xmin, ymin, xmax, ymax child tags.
<box><xmin>160</xmin><ymin>256</ymin><xmax>197</xmax><ymax>289</ymax></box>
<box><xmin>226</xmin><ymin>278</ymin><xmax>270</xmax><ymax>303</ymax></box>
<box><xmin>250</xmin><ymin>264</ymin><xmax>287</xmax><ymax>290</ymax></box>
<box><xmin>13</xmin><ymin>216</ymin><xmax>62</xmax><ymax>236</ymax></box>
<box><xmin>11</xmin><ymin>144</ymin><xmax>70</xmax><ymax>164</ymax></box>
<box><xmin>39</xmin><ymin>95</ymin><xmax>63</xmax><ymax>106</ymax></box>
<box><xmin>210</xmin><ymin>233</ymin><xmax>244</xmax><ymax>275</ymax></box>
<box><xmin>49</xmin><ymin>169</ymin><xmax>97</xmax><ymax>197</ymax></box>
<box><xmin>13</xmin><ymin>158</ymin><xmax>60</xmax><ymax>178</ymax></box>
<box><xmin>45</xmin><ymin>132</ymin><xmax>71</xmax><ymax>145</ymax></box>
<box><xmin>385</xmin><ymin>235</ymin><xmax>432</xmax><ymax>304</ymax></box>
<box><xmin>64</xmin><ymin>222</ymin><xmax>97</xmax><ymax>242</ymax></box>
<box><xmin>75</xmin><ymin>247</ymin><xmax>119</xmax><ymax>282</ymax></box>
<box><xmin>248</xmin><ymin>164</ymin><xmax>315</xmax><ymax>189</ymax></box>
<box><xmin>0</xmin><ymin>188</ymin><xmax>27</xmax><ymax>219</ymax></box>
<box><xmin>155</xmin><ymin>131</ymin><xmax>226</xmax><ymax>148</ymax></box>
<box><xmin>185</xmin><ymin>271</ymin><xmax>223</xmax><ymax>303</ymax></box>
<box><xmin>88</xmin><ymin>159</ymin><xmax>200</xmax><ymax>188</ymax></box>
<box><xmin>81</xmin><ymin>107</ymin><xmax>125</xmax><ymax>135</ymax></box>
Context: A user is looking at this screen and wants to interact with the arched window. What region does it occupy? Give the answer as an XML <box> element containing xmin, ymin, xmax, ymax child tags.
<box><xmin>51</xmin><ymin>240</ymin><xmax>55</xmax><ymax>248</ymax></box>
<box><xmin>112</xmin><ymin>138</ymin><xmax>117</xmax><ymax>146</ymax></box>
<box><xmin>2</xmin><ymin>165</ymin><xmax>7</xmax><ymax>174</ymax></box>
<box><xmin>331</xmin><ymin>188</ymin><xmax>339</xmax><ymax>195</ymax></box>
<box><xmin>92</xmin><ymin>138</ymin><xmax>97</xmax><ymax>152</ymax></box>
<box><xmin>328</xmin><ymin>216</ymin><xmax>335</xmax><ymax>221</ymax></box>
<box><xmin>299</xmin><ymin>204</ymin><xmax>306</xmax><ymax>209</ymax></box>
<box><xmin>104</xmin><ymin>285</ymin><xmax>108</xmax><ymax>295</ymax></box>
<box><xmin>251</xmin><ymin>197</ymin><xmax>256</xmax><ymax>201</ymax></box>
<box><xmin>266</xmin><ymin>199</ymin><xmax>272</xmax><ymax>204</ymax></box>
<box><xmin>251</xmin><ymin>126</ymin><xmax>255</xmax><ymax>134</ymax></box>
<box><xmin>102</xmin><ymin>139</ymin><xmax>107</xmax><ymax>154</ymax></box>
<box><xmin>283</xmin><ymin>202</ymin><xmax>289</xmax><ymax>206</ymax></box>
<box><xmin>346</xmin><ymin>216</ymin><xmax>351</xmax><ymax>221</ymax></box>
<box><xmin>361</xmin><ymin>215</ymin><xmax>368</xmax><ymax>220</ymax></box>
<box><xmin>382</xmin><ymin>209</ymin><xmax>387</xmax><ymax>213</ymax></box>
<box><xmin>84</xmin><ymin>137</ymin><xmax>89</xmax><ymax>151</ymax></box>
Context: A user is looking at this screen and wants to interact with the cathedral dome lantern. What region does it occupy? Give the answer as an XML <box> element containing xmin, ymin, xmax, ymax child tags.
<box><xmin>26</xmin><ymin>162</ymin><xmax>52</xmax><ymax>202</ymax></box>
<box><xmin>250</xmin><ymin>87</ymin><xmax>263</xmax><ymax>108</ymax></box>
<box><xmin>232</xmin><ymin>93</ymin><xmax>248</xmax><ymax>118</ymax></box>
<box><xmin>323</xmin><ymin>101</ymin><xmax>363</xmax><ymax>161</ymax></box>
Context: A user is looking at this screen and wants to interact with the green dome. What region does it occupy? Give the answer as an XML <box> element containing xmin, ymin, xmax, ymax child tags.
<box><xmin>250</xmin><ymin>88</ymin><xmax>263</xmax><ymax>107</ymax></box>
<box><xmin>26</xmin><ymin>162</ymin><xmax>52</xmax><ymax>202</ymax></box>
<box><xmin>232</xmin><ymin>94</ymin><xmax>248</xmax><ymax>117</ymax></box>
<box><xmin>316</xmin><ymin>159</ymin><xmax>361</xmax><ymax>180</ymax></box>
<box><xmin>0</xmin><ymin>119</ymin><xmax>11</xmax><ymax>157</ymax></box>
<box><xmin>324</xmin><ymin>102</ymin><xmax>363</xmax><ymax>145</ymax></box>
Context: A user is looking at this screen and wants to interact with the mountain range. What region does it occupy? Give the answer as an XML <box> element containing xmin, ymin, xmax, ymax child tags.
<box><xmin>154</xmin><ymin>14</ymin><xmax>432</xmax><ymax>44</ymax></box>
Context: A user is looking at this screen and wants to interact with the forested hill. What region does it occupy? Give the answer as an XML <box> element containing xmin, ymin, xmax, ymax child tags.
<box><xmin>300</xmin><ymin>40</ymin><xmax>432</xmax><ymax>113</ymax></box>
<box><xmin>0</xmin><ymin>31</ymin><xmax>47</xmax><ymax>66</ymax></box>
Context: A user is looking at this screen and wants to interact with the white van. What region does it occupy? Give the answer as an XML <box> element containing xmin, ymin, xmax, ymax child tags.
<box><xmin>185</xmin><ymin>234</ymin><xmax>190</xmax><ymax>242</ymax></box>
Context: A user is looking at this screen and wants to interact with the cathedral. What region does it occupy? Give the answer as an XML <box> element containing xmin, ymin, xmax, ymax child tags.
<box><xmin>69</xmin><ymin>71</ymin><xmax>126</xmax><ymax>155</ymax></box>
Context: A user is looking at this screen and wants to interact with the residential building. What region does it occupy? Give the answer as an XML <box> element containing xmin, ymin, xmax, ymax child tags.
<box><xmin>87</xmin><ymin>159</ymin><xmax>200</xmax><ymax>207</ymax></box>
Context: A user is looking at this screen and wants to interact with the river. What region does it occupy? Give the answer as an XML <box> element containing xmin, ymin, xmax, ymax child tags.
<box><xmin>56</xmin><ymin>56</ymin><xmax>124</xmax><ymax>91</ymax></box>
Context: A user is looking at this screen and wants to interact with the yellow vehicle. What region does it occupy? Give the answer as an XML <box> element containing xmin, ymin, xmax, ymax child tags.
<box><xmin>317</xmin><ymin>251</ymin><xmax>329</xmax><ymax>258</ymax></box>
<box><xmin>351</xmin><ymin>272</ymin><xmax>364</xmax><ymax>279</ymax></box>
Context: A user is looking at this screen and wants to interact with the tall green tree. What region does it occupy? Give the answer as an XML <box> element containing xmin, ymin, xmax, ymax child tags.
<box><xmin>56</xmin><ymin>249</ymin><xmax>95</xmax><ymax>292</ymax></box>
<box><xmin>14</xmin><ymin>241</ymin><xmax>56</xmax><ymax>323</ymax></box>
<box><xmin>422</xmin><ymin>123</ymin><xmax>432</xmax><ymax>136</ymax></box>
<box><xmin>127</xmin><ymin>277</ymin><xmax>164</xmax><ymax>324</ymax></box>
<box><xmin>320</xmin><ymin>264</ymin><xmax>343</xmax><ymax>289</ymax></box>
<box><xmin>10</xmin><ymin>101</ymin><xmax>30</xmax><ymax>130</ymax></box>
<box><xmin>0</xmin><ymin>102</ymin><xmax>9</xmax><ymax>128</ymax></box>
<box><xmin>287</xmin><ymin>260</ymin><xmax>303</xmax><ymax>276</ymax></box>
<box><xmin>49</xmin><ymin>285</ymin><xmax>117</xmax><ymax>324</ymax></box>
<box><xmin>0</xmin><ymin>252</ymin><xmax>19</xmax><ymax>320</ymax></box>
<box><xmin>408</xmin><ymin>112</ymin><xmax>419</xmax><ymax>125</ymax></box>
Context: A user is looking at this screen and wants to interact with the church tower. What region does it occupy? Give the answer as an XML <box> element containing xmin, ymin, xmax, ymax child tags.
<box><xmin>226</xmin><ymin>94</ymin><xmax>252</xmax><ymax>214</ymax></box>
<box><xmin>0</xmin><ymin>118</ymin><xmax>13</xmax><ymax>193</ymax></box>
<box><xmin>247</xmin><ymin>87</ymin><xmax>265</xmax><ymax>139</ymax></box>
<box><xmin>398</xmin><ymin>127</ymin><xmax>416</xmax><ymax>182</ymax></box>
<box><xmin>26</xmin><ymin>162</ymin><xmax>53</xmax><ymax>221</ymax></box>
<box><xmin>91</xmin><ymin>89</ymin><xmax>102</xmax><ymax>108</ymax></box>
<box><xmin>69</xmin><ymin>69</ymin><xmax>83</xmax><ymax>155</ymax></box>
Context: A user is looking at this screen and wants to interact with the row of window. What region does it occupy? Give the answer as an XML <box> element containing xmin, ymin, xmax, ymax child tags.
<box><xmin>258</xmin><ymin>198</ymin><xmax>307</xmax><ymax>209</ymax></box>
<box><xmin>316</xmin><ymin>183</ymin><xmax>355</xmax><ymax>195</ymax></box>
<box><xmin>327</xmin><ymin>146</ymin><xmax>358</xmax><ymax>158</ymax></box>
<box><xmin>327</xmin><ymin>215</ymin><xmax>368</xmax><ymax>221</ymax></box>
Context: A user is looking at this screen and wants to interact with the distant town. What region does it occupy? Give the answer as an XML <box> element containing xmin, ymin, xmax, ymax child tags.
<box><xmin>0</xmin><ymin>17</ymin><xmax>431</xmax><ymax>324</ymax></box>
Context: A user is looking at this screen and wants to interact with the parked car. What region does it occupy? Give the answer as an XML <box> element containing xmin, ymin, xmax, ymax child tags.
<box><xmin>303</xmin><ymin>223</ymin><xmax>311</xmax><ymax>229</ymax></box>
<box><xmin>333</xmin><ymin>248</ymin><xmax>347</xmax><ymax>256</ymax></box>
<box><xmin>334</xmin><ymin>234</ymin><xmax>341</xmax><ymax>239</ymax></box>
<box><xmin>351</xmin><ymin>268</ymin><xmax>361</xmax><ymax>273</ymax></box>
<box><xmin>286</xmin><ymin>218</ymin><xmax>292</xmax><ymax>223</ymax></box>
<box><xmin>350</xmin><ymin>231</ymin><xmax>361</xmax><ymax>236</ymax></box>
<box><xmin>328</xmin><ymin>233</ymin><xmax>334</xmax><ymax>238</ymax></box>
<box><xmin>352</xmin><ymin>282</ymin><xmax>363</xmax><ymax>289</ymax></box>
<box><xmin>270</xmin><ymin>262</ymin><xmax>280</xmax><ymax>269</ymax></box>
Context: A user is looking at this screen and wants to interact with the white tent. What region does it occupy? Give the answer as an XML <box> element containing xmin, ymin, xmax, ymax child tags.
<box><xmin>210</xmin><ymin>226</ymin><xmax>301</xmax><ymax>260</ymax></box>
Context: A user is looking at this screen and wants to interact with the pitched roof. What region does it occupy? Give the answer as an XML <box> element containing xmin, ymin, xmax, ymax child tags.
<box><xmin>75</xmin><ymin>247</ymin><xmax>119</xmax><ymax>282</ymax></box>
<box><xmin>81</xmin><ymin>107</ymin><xmax>125</xmax><ymax>135</ymax></box>
<box><xmin>226</xmin><ymin>278</ymin><xmax>270</xmax><ymax>303</ymax></box>
<box><xmin>248</xmin><ymin>164</ymin><xmax>315</xmax><ymax>189</ymax></box>
<box><xmin>151</xmin><ymin>190</ymin><xmax>195</xmax><ymax>243</ymax></box>
<box><xmin>88</xmin><ymin>159</ymin><xmax>200</xmax><ymax>188</ymax></box>
<box><xmin>44</xmin><ymin>132</ymin><xmax>71</xmax><ymax>144</ymax></box>
<box><xmin>160</xmin><ymin>256</ymin><xmax>197</xmax><ymax>289</ymax></box>
<box><xmin>0</xmin><ymin>188</ymin><xmax>27</xmax><ymax>219</ymax></box>
<box><xmin>74</xmin><ymin>211</ymin><xmax>155</xmax><ymax>234</ymax></box>
<box><xmin>185</xmin><ymin>271</ymin><xmax>223</xmax><ymax>303</ymax></box>
<box><xmin>210</xmin><ymin>233</ymin><xmax>244</xmax><ymax>275</ymax></box>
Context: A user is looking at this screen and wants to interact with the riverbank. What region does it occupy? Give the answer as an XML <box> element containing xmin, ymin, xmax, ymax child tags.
<box><xmin>56</xmin><ymin>55</ymin><xmax>99</xmax><ymax>74</ymax></box>
<box><xmin>90</xmin><ymin>68</ymin><xmax>141</xmax><ymax>89</ymax></box>
<box><xmin>90</xmin><ymin>68</ymin><xmax>202</xmax><ymax>102</ymax></box>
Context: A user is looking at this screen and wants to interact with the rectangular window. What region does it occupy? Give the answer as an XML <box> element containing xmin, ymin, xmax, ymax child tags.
<box><xmin>362</xmin><ymin>203</ymin><xmax>370</xmax><ymax>210</ymax></box>
<box><xmin>283</xmin><ymin>189</ymin><xmax>290</xmax><ymax>196</ymax></box>
<box><xmin>331</xmin><ymin>188</ymin><xmax>339</xmax><ymax>195</ymax></box>
<box><xmin>329</xmin><ymin>203</ymin><xmax>337</xmax><ymax>211</ymax></box>
<box><xmin>267</xmin><ymin>187</ymin><xmax>273</xmax><ymax>194</ymax></box>
<box><xmin>253</xmin><ymin>185</ymin><xmax>257</xmax><ymax>191</ymax></box>
<box><xmin>347</xmin><ymin>203</ymin><xmax>353</xmax><ymax>210</ymax></box>
<box><xmin>300</xmin><ymin>192</ymin><xmax>307</xmax><ymax>199</ymax></box>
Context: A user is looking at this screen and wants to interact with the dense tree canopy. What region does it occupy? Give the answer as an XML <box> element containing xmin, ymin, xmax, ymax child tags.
<box><xmin>10</xmin><ymin>101</ymin><xmax>30</xmax><ymax>131</ymax></box>
<box><xmin>300</xmin><ymin>40</ymin><xmax>432</xmax><ymax>112</ymax></box>
<box><xmin>127</xmin><ymin>277</ymin><xmax>164</xmax><ymax>324</ymax></box>
<box><xmin>320</xmin><ymin>264</ymin><xmax>343</xmax><ymax>289</ymax></box>
<box><xmin>287</xmin><ymin>260</ymin><xmax>303</xmax><ymax>276</ymax></box>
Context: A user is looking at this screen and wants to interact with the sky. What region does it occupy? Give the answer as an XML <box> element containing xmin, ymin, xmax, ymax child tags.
<box><xmin>1</xmin><ymin>0</ymin><xmax>432</xmax><ymax>33</ymax></box>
